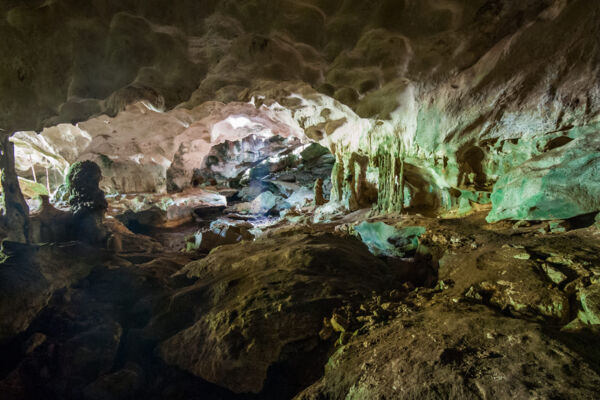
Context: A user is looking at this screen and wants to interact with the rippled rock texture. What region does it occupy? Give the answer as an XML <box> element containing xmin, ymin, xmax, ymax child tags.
<box><xmin>3</xmin><ymin>0</ymin><xmax>600</xmax><ymax>221</ymax></box>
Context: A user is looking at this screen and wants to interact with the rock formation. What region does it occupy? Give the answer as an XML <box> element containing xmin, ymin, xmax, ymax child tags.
<box><xmin>0</xmin><ymin>136</ymin><xmax>29</xmax><ymax>243</ymax></box>
<box><xmin>65</xmin><ymin>160</ymin><xmax>108</xmax><ymax>244</ymax></box>
<box><xmin>1</xmin><ymin>1</ymin><xmax>600</xmax><ymax>399</ymax></box>
<box><xmin>313</xmin><ymin>178</ymin><xmax>326</xmax><ymax>206</ymax></box>
<box><xmin>2</xmin><ymin>0</ymin><xmax>598</xmax><ymax>221</ymax></box>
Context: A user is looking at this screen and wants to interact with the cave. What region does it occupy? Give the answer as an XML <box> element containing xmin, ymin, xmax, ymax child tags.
<box><xmin>1</xmin><ymin>1</ymin><xmax>600</xmax><ymax>399</ymax></box>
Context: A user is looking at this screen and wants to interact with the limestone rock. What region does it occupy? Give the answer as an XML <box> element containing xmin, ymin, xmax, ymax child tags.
<box><xmin>83</xmin><ymin>363</ymin><xmax>144</xmax><ymax>400</ymax></box>
<box><xmin>248</xmin><ymin>191</ymin><xmax>280</xmax><ymax>215</ymax></box>
<box><xmin>28</xmin><ymin>195</ymin><xmax>73</xmax><ymax>243</ymax></box>
<box><xmin>354</xmin><ymin>221</ymin><xmax>425</xmax><ymax>257</ymax></box>
<box><xmin>300</xmin><ymin>143</ymin><xmax>330</xmax><ymax>163</ymax></box>
<box><xmin>296</xmin><ymin>304</ymin><xmax>600</xmax><ymax>400</ymax></box>
<box><xmin>64</xmin><ymin>160</ymin><xmax>108</xmax><ymax>244</ymax></box>
<box><xmin>465</xmin><ymin>280</ymin><xmax>569</xmax><ymax>322</ymax></box>
<box><xmin>578</xmin><ymin>284</ymin><xmax>600</xmax><ymax>325</ymax></box>
<box><xmin>313</xmin><ymin>178</ymin><xmax>326</xmax><ymax>206</ymax></box>
<box><xmin>66</xmin><ymin>160</ymin><xmax>107</xmax><ymax>214</ymax></box>
<box><xmin>116</xmin><ymin>206</ymin><xmax>167</xmax><ymax>232</ymax></box>
<box><xmin>0</xmin><ymin>241</ymin><xmax>102</xmax><ymax>341</ymax></box>
<box><xmin>487</xmin><ymin>133</ymin><xmax>600</xmax><ymax>222</ymax></box>
<box><xmin>159</xmin><ymin>232</ymin><xmax>399</xmax><ymax>394</ymax></box>
<box><xmin>185</xmin><ymin>220</ymin><xmax>254</xmax><ymax>252</ymax></box>
<box><xmin>2</xmin><ymin>0</ymin><xmax>600</xmax><ymax>218</ymax></box>
<box><xmin>59</xmin><ymin>321</ymin><xmax>123</xmax><ymax>381</ymax></box>
<box><xmin>0</xmin><ymin>136</ymin><xmax>30</xmax><ymax>243</ymax></box>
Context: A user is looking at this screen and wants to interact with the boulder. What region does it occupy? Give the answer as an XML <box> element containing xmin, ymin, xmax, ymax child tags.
<box><xmin>104</xmin><ymin>217</ymin><xmax>164</xmax><ymax>254</ymax></box>
<box><xmin>158</xmin><ymin>232</ymin><xmax>400</xmax><ymax>394</ymax></box>
<box><xmin>578</xmin><ymin>284</ymin><xmax>600</xmax><ymax>325</ymax></box>
<box><xmin>354</xmin><ymin>221</ymin><xmax>426</xmax><ymax>257</ymax></box>
<box><xmin>116</xmin><ymin>206</ymin><xmax>167</xmax><ymax>233</ymax></box>
<box><xmin>59</xmin><ymin>321</ymin><xmax>123</xmax><ymax>382</ymax></box>
<box><xmin>83</xmin><ymin>363</ymin><xmax>144</xmax><ymax>400</ymax></box>
<box><xmin>248</xmin><ymin>191</ymin><xmax>281</xmax><ymax>214</ymax></box>
<box><xmin>185</xmin><ymin>220</ymin><xmax>254</xmax><ymax>252</ymax></box>
<box><xmin>300</xmin><ymin>143</ymin><xmax>330</xmax><ymax>163</ymax></box>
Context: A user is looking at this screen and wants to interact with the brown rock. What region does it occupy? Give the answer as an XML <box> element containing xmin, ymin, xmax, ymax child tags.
<box><xmin>158</xmin><ymin>231</ymin><xmax>400</xmax><ymax>394</ymax></box>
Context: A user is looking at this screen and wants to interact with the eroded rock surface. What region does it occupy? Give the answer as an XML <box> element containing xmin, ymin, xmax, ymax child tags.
<box><xmin>297</xmin><ymin>303</ymin><xmax>600</xmax><ymax>400</ymax></box>
<box><xmin>2</xmin><ymin>1</ymin><xmax>600</xmax><ymax>399</ymax></box>
<box><xmin>5</xmin><ymin>0</ymin><xmax>600</xmax><ymax>220</ymax></box>
<box><xmin>487</xmin><ymin>132</ymin><xmax>600</xmax><ymax>222</ymax></box>
<box><xmin>158</xmin><ymin>231</ymin><xmax>405</xmax><ymax>394</ymax></box>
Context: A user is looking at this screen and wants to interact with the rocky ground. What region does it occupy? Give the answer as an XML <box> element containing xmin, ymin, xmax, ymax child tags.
<box><xmin>1</xmin><ymin>204</ymin><xmax>599</xmax><ymax>400</ymax></box>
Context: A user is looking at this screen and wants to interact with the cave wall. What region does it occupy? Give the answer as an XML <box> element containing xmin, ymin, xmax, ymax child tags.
<box><xmin>2</xmin><ymin>0</ymin><xmax>600</xmax><ymax>220</ymax></box>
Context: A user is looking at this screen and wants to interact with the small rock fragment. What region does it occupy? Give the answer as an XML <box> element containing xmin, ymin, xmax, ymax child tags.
<box><xmin>330</xmin><ymin>313</ymin><xmax>349</xmax><ymax>333</ymax></box>
<box><xmin>514</xmin><ymin>252</ymin><xmax>531</xmax><ymax>260</ymax></box>
<box><xmin>541</xmin><ymin>263</ymin><xmax>567</xmax><ymax>285</ymax></box>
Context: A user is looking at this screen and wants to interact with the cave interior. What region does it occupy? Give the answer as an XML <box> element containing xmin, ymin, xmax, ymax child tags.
<box><xmin>1</xmin><ymin>1</ymin><xmax>600</xmax><ymax>399</ymax></box>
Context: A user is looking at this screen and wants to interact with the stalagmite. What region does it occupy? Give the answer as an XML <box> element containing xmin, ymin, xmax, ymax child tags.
<box><xmin>313</xmin><ymin>178</ymin><xmax>326</xmax><ymax>206</ymax></box>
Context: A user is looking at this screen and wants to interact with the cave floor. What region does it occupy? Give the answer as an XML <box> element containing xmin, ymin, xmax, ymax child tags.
<box><xmin>1</xmin><ymin>207</ymin><xmax>600</xmax><ymax>399</ymax></box>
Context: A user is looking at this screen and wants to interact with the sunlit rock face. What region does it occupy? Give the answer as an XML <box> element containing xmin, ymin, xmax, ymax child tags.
<box><xmin>2</xmin><ymin>0</ymin><xmax>600</xmax><ymax>220</ymax></box>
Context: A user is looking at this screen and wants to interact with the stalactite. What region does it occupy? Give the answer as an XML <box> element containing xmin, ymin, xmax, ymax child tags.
<box><xmin>330</xmin><ymin>151</ymin><xmax>345</xmax><ymax>202</ymax></box>
<box><xmin>329</xmin><ymin>148</ymin><xmax>379</xmax><ymax>211</ymax></box>
<box><xmin>374</xmin><ymin>137</ymin><xmax>405</xmax><ymax>214</ymax></box>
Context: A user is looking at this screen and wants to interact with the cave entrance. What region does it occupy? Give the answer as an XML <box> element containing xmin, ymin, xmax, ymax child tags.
<box><xmin>190</xmin><ymin>132</ymin><xmax>335</xmax><ymax>218</ymax></box>
<box><xmin>5</xmin><ymin>105</ymin><xmax>337</xmax><ymax>251</ymax></box>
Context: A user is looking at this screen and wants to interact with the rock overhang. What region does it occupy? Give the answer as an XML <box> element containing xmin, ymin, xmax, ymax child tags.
<box><xmin>1</xmin><ymin>0</ymin><xmax>600</xmax><ymax>222</ymax></box>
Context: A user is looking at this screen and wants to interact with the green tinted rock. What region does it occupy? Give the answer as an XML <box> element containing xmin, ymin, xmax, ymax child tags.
<box><xmin>354</xmin><ymin>221</ymin><xmax>425</xmax><ymax>257</ymax></box>
<box><xmin>541</xmin><ymin>264</ymin><xmax>567</xmax><ymax>285</ymax></box>
<box><xmin>578</xmin><ymin>284</ymin><xmax>600</xmax><ymax>325</ymax></box>
<box><xmin>487</xmin><ymin>133</ymin><xmax>600</xmax><ymax>222</ymax></box>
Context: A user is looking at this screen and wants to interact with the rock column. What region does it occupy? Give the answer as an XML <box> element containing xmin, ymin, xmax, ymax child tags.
<box><xmin>0</xmin><ymin>135</ymin><xmax>29</xmax><ymax>243</ymax></box>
